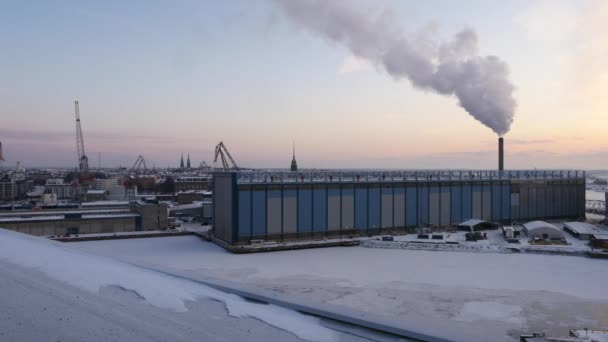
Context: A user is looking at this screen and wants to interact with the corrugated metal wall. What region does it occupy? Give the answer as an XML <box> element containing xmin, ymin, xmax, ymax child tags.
<box><xmin>225</xmin><ymin>179</ymin><xmax>584</xmax><ymax>242</ymax></box>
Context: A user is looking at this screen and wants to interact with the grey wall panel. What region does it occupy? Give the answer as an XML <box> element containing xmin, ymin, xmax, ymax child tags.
<box><xmin>546</xmin><ymin>187</ymin><xmax>555</xmax><ymax>218</ymax></box>
<box><xmin>472</xmin><ymin>189</ymin><xmax>482</xmax><ymax>219</ymax></box>
<box><xmin>529</xmin><ymin>187</ymin><xmax>538</xmax><ymax>219</ymax></box>
<box><xmin>429</xmin><ymin>188</ymin><xmax>440</xmax><ymax>226</ymax></box>
<box><xmin>282</xmin><ymin>189</ymin><xmax>297</xmax><ymax>234</ymax></box>
<box><xmin>267</xmin><ymin>190</ymin><xmax>281</xmax><ymax>235</ymax></box>
<box><xmin>520</xmin><ymin>185</ymin><xmax>529</xmax><ymax>220</ymax></box>
<box><xmin>511</xmin><ymin>193</ymin><xmax>519</xmax><ymax>221</ymax></box>
<box><xmin>341</xmin><ymin>187</ymin><xmax>354</xmax><ymax>229</ymax></box>
<box><xmin>381</xmin><ymin>187</ymin><xmax>393</xmax><ymax>228</ymax></box>
<box><xmin>327</xmin><ymin>187</ymin><xmax>341</xmax><ymax>231</ymax></box>
<box><xmin>213</xmin><ymin>174</ymin><xmax>234</xmax><ymax>243</ymax></box>
<box><xmin>440</xmin><ymin>188</ymin><xmax>450</xmax><ymax>227</ymax></box>
<box><xmin>482</xmin><ymin>188</ymin><xmax>491</xmax><ymax>221</ymax></box>
<box><xmin>537</xmin><ymin>187</ymin><xmax>546</xmax><ymax>218</ymax></box>
<box><xmin>394</xmin><ymin>187</ymin><xmax>405</xmax><ymax>227</ymax></box>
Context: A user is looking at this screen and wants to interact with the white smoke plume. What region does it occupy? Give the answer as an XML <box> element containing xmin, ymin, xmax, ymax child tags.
<box><xmin>274</xmin><ymin>0</ymin><xmax>516</xmax><ymax>136</ymax></box>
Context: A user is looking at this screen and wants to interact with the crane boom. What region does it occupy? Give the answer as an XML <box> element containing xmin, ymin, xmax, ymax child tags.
<box><xmin>74</xmin><ymin>101</ymin><xmax>89</xmax><ymax>174</ymax></box>
<box><xmin>213</xmin><ymin>141</ymin><xmax>239</xmax><ymax>171</ymax></box>
<box><xmin>130</xmin><ymin>155</ymin><xmax>148</xmax><ymax>173</ymax></box>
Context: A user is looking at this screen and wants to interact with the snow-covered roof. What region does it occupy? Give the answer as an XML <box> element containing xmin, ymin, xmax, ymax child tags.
<box><xmin>87</xmin><ymin>190</ymin><xmax>107</xmax><ymax>194</ymax></box>
<box><xmin>564</xmin><ymin>222</ymin><xmax>605</xmax><ymax>235</ymax></box>
<box><xmin>457</xmin><ymin>219</ymin><xmax>485</xmax><ymax>227</ymax></box>
<box><xmin>82</xmin><ymin>201</ymin><xmax>130</xmax><ymax>207</ymax></box>
<box><xmin>523</xmin><ymin>221</ymin><xmax>560</xmax><ymax>231</ymax></box>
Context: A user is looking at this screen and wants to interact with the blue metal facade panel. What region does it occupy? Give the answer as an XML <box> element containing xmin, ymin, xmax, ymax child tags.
<box><xmin>355</xmin><ymin>186</ymin><xmax>368</xmax><ymax>229</ymax></box>
<box><xmin>251</xmin><ymin>190</ymin><xmax>266</xmax><ymax>236</ymax></box>
<box><xmin>368</xmin><ymin>186</ymin><xmax>381</xmax><ymax>229</ymax></box>
<box><xmin>461</xmin><ymin>184</ymin><xmax>472</xmax><ymax>222</ymax></box>
<box><xmin>405</xmin><ymin>186</ymin><xmax>417</xmax><ymax>226</ymax></box>
<box><xmin>238</xmin><ymin>190</ymin><xmax>251</xmax><ymax>238</ymax></box>
<box><xmin>313</xmin><ymin>187</ymin><xmax>327</xmax><ymax>232</ymax></box>
<box><xmin>298</xmin><ymin>187</ymin><xmax>312</xmax><ymax>232</ymax></box>
<box><xmin>451</xmin><ymin>185</ymin><xmax>462</xmax><ymax>224</ymax></box>
<box><xmin>417</xmin><ymin>185</ymin><xmax>429</xmax><ymax>226</ymax></box>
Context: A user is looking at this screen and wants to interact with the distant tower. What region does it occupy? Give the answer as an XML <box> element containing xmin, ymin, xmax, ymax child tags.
<box><xmin>180</xmin><ymin>153</ymin><xmax>184</xmax><ymax>169</ymax></box>
<box><xmin>187</xmin><ymin>153</ymin><xmax>191</xmax><ymax>169</ymax></box>
<box><xmin>0</xmin><ymin>141</ymin><xmax>4</xmax><ymax>161</ymax></box>
<box><xmin>290</xmin><ymin>142</ymin><xmax>298</xmax><ymax>172</ymax></box>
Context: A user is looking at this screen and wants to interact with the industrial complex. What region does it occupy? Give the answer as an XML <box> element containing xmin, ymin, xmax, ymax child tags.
<box><xmin>213</xmin><ymin>170</ymin><xmax>586</xmax><ymax>245</ymax></box>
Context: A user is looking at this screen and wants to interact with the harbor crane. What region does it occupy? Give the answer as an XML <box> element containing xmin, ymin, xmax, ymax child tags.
<box><xmin>213</xmin><ymin>141</ymin><xmax>239</xmax><ymax>171</ymax></box>
<box><xmin>74</xmin><ymin>101</ymin><xmax>89</xmax><ymax>174</ymax></box>
<box><xmin>130</xmin><ymin>155</ymin><xmax>148</xmax><ymax>173</ymax></box>
<box><xmin>199</xmin><ymin>161</ymin><xmax>212</xmax><ymax>171</ymax></box>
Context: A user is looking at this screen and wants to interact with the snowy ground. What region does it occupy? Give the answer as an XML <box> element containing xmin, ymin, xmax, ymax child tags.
<box><xmin>71</xmin><ymin>235</ymin><xmax>608</xmax><ymax>341</ymax></box>
<box><xmin>0</xmin><ymin>229</ymin><xmax>378</xmax><ymax>342</ymax></box>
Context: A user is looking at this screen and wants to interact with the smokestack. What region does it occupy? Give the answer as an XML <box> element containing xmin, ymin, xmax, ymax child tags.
<box><xmin>498</xmin><ymin>137</ymin><xmax>504</xmax><ymax>171</ymax></box>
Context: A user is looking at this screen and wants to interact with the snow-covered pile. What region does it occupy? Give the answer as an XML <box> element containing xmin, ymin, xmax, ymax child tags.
<box><xmin>0</xmin><ymin>229</ymin><xmax>338</xmax><ymax>342</ymax></box>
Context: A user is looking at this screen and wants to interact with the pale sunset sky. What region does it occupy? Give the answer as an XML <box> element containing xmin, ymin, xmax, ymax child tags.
<box><xmin>0</xmin><ymin>0</ymin><xmax>606</xmax><ymax>169</ymax></box>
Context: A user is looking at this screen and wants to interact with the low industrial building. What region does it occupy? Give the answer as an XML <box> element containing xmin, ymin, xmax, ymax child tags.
<box><xmin>522</xmin><ymin>221</ymin><xmax>565</xmax><ymax>240</ymax></box>
<box><xmin>213</xmin><ymin>170</ymin><xmax>585</xmax><ymax>246</ymax></box>
<box><xmin>85</xmin><ymin>189</ymin><xmax>108</xmax><ymax>202</ymax></box>
<box><xmin>176</xmin><ymin>190</ymin><xmax>212</xmax><ymax>204</ymax></box>
<box><xmin>590</xmin><ymin>235</ymin><xmax>608</xmax><ymax>249</ymax></box>
<box><xmin>0</xmin><ymin>199</ymin><xmax>168</xmax><ymax>236</ymax></box>
<box><xmin>563</xmin><ymin>221</ymin><xmax>605</xmax><ymax>240</ymax></box>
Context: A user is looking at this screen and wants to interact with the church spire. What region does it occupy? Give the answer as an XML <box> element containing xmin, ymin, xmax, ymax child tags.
<box><xmin>187</xmin><ymin>153</ymin><xmax>191</xmax><ymax>169</ymax></box>
<box><xmin>180</xmin><ymin>153</ymin><xmax>184</xmax><ymax>169</ymax></box>
<box><xmin>290</xmin><ymin>141</ymin><xmax>298</xmax><ymax>172</ymax></box>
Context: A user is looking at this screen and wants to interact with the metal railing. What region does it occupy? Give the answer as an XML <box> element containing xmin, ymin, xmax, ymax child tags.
<box><xmin>232</xmin><ymin>170</ymin><xmax>585</xmax><ymax>184</ymax></box>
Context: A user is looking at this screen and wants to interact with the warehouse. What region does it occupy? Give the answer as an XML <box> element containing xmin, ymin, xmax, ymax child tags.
<box><xmin>213</xmin><ymin>170</ymin><xmax>585</xmax><ymax>246</ymax></box>
<box><xmin>563</xmin><ymin>221</ymin><xmax>604</xmax><ymax>240</ymax></box>
<box><xmin>522</xmin><ymin>221</ymin><xmax>565</xmax><ymax>240</ymax></box>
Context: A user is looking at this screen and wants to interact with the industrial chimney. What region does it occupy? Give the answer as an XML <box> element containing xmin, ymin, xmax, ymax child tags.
<box><xmin>498</xmin><ymin>137</ymin><xmax>504</xmax><ymax>171</ymax></box>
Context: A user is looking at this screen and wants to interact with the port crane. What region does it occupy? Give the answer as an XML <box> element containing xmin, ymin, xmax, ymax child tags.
<box><xmin>74</xmin><ymin>101</ymin><xmax>89</xmax><ymax>174</ymax></box>
<box><xmin>130</xmin><ymin>155</ymin><xmax>148</xmax><ymax>173</ymax></box>
<box><xmin>213</xmin><ymin>142</ymin><xmax>239</xmax><ymax>171</ymax></box>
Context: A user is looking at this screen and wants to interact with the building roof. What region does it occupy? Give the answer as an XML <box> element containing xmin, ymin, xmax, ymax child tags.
<box><xmin>523</xmin><ymin>221</ymin><xmax>560</xmax><ymax>231</ymax></box>
<box><xmin>564</xmin><ymin>222</ymin><xmax>606</xmax><ymax>235</ymax></box>
<box><xmin>457</xmin><ymin>219</ymin><xmax>485</xmax><ymax>227</ymax></box>
<box><xmin>87</xmin><ymin>190</ymin><xmax>107</xmax><ymax>194</ymax></box>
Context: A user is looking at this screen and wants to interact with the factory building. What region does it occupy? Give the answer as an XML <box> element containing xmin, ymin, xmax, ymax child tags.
<box><xmin>0</xmin><ymin>199</ymin><xmax>168</xmax><ymax>236</ymax></box>
<box><xmin>44</xmin><ymin>178</ymin><xmax>76</xmax><ymax>200</ymax></box>
<box><xmin>213</xmin><ymin>170</ymin><xmax>585</xmax><ymax>245</ymax></box>
<box><xmin>0</xmin><ymin>176</ymin><xmax>15</xmax><ymax>202</ymax></box>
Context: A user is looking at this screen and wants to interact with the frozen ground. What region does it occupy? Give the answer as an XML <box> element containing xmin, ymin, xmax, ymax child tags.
<box><xmin>0</xmin><ymin>229</ymin><xmax>375</xmax><ymax>342</ymax></box>
<box><xmin>71</xmin><ymin>235</ymin><xmax>608</xmax><ymax>341</ymax></box>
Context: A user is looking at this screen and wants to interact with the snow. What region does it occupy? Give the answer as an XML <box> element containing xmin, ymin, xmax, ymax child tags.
<box><xmin>70</xmin><ymin>235</ymin><xmax>608</xmax><ymax>300</ymax></box>
<box><xmin>69</xmin><ymin>235</ymin><xmax>608</xmax><ymax>340</ymax></box>
<box><xmin>0</xmin><ymin>229</ymin><xmax>340</xmax><ymax>342</ymax></box>
<box><xmin>455</xmin><ymin>301</ymin><xmax>524</xmax><ymax>325</ymax></box>
<box><xmin>587</xmin><ymin>191</ymin><xmax>606</xmax><ymax>201</ymax></box>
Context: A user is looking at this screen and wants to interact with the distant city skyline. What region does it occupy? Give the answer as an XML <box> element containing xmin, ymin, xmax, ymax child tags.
<box><xmin>1</xmin><ymin>0</ymin><xmax>606</xmax><ymax>169</ymax></box>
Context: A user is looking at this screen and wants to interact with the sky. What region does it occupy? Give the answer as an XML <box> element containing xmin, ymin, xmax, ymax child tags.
<box><xmin>0</xmin><ymin>0</ymin><xmax>606</xmax><ymax>170</ymax></box>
